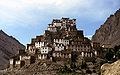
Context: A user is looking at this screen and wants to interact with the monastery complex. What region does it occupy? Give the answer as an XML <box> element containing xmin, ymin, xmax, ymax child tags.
<box><xmin>9</xmin><ymin>18</ymin><xmax>102</xmax><ymax>69</ymax></box>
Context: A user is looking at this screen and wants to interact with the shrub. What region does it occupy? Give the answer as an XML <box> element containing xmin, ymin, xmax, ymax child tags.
<box><xmin>86</xmin><ymin>69</ymin><xmax>92</xmax><ymax>74</ymax></box>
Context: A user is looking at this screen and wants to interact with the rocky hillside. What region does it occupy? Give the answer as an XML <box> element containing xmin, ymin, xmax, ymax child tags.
<box><xmin>92</xmin><ymin>9</ymin><xmax>120</xmax><ymax>48</ymax></box>
<box><xmin>0</xmin><ymin>30</ymin><xmax>25</xmax><ymax>69</ymax></box>
<box><xmin>101</xmin><ymin>60</ymin><xmax>120</xmax><ymax>75</ymax></box>
<box><xmin>0</xmin><ymin>61</ymin><xmax>63</xmax><ymax>75</ymax></box>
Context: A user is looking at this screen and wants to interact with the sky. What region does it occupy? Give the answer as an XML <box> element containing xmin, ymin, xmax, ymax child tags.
<box><xmin>0</xmin><ymin>0</ymin><xmax>120</xmax><ymax>45</ymax></box>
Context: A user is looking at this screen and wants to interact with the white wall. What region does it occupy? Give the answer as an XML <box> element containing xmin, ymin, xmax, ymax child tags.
<box><xmin>54</xmin><ymin>39</ymin><xmax>64</xmax><ymax>44</ymax></box>
<box><xmin>53</xmin><ymin>23</ymin><xmax>61</xmax><ymax>27</ymax></box>
<box><xmin>54</xmin><ymin>39</ymin><xmax>70</xmax><ymax>45</ymax></box>
<box><xmin>63</xmin><ymin>40</ymin><xmax>69</xmax><ymax>45</ymax></box>
<box><xmin>40</xmin><ymin>47</ymin><xmax>52</xmax><ymax>54</ymax></box>
<box><xmin>48</xmin><ymin>27</ymin><xmax>57</xmax><ymax>32</ymax></box>
<box><xmin>10</xmin><ymin>59</ymin><xmax>13</xmax><ymax>64</ymax></box>
<box><xmin>35</xmin><ymin>42</ymin><xmax>45</xmax><ymax>48</ymax></box>
<box><xmin>54</xmin><ymin>43</ymin><xmax>64</xmax><ymax>51</ymax></box>
<box><xmin>82</xmin><ymin>52</ymin><xmax>84</xmax><ymax>57</ymax></box>
<box><xmin>29</xmin><ymin>49</ymin><xmax>35</xmax><ymax>54</ymax></box>
<box><xmin>38</xmin><ymin>54</ymin><xmax>47</xmax><ymax>59</ymax></box>
<box><xmin>53</xmin><ymin>53</ymin><xmax>55</xmax><ymax>57</ymax></box>
<box><xmin>95</xmin><ymin>51</ymin><xmax>97</xmax><ymax>56</ymax></box>
<box><xmin>16</xmin><ymin>61</ymin><xmax>20</xmax><ymax>65</ymax></box>
<box><xmin>20</xmin><ymin>56</ymin><xmax>30</xmax><ymax>60</ymax></box>
<box><xmin>55</xmin><ymin>46</ymin><xmax>64</xmax><ymax>51</ymax></box>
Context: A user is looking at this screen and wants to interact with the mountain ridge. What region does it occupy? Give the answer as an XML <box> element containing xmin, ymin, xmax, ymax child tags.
<box><xmin>92</xmin><ymin>9</ymin><xmax>120</xmax><ymax>47</ymax></box>
<box><xmin>0</xmin><ymin>30</ymin><xmax>25</xmax><ymax>69</ymax></box>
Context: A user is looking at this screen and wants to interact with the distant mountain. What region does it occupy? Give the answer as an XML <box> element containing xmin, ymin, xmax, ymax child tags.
<box><xmin>0</xmin><ymin>30</ymin><xmax>25</xmax><ymax>69</ymax></box>
<box><xmin>92</xmin><ymin>9</ymin><xmax>120</xmax><ymax>48</ymax></box>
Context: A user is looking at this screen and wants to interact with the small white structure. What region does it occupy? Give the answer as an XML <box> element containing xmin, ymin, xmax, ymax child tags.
<box><xmin>53</xmin><ymin>22</ymin><xmax>61</xmax><ymax>27</ymax></box>
<box><xmin>40</xmin><ymin>46</ymin><xmax>52</xmax><ymax>54</ymax></box>
<box><xmin>54</xmin><ymin>43</ymin><xmax>64</xmax><ymax>51</ymax></box>
<box><xmin>10</xmin><ymin>59</ymin><xmax>14</xmax><ymax>65</ymax></box>
<box><xmin>94</xmin><ymin>51</ymin><xmax>97</xmax><ymax>56</ymax></box>
<box><xmin>28</xmin><ymin>45</ymin><xmax>36</xmax><ymax>54</ymax></box>
<box><xmin>35</xmin><ymin>41</ymin><xmax>45</xmax><ymax>48</ymax></box>
<box><xmin>63</xmin><ymin>40</ymin><xmax>69</xmax><ymax>45</ymax></box>
<box><xmin>9</xmin><ymin>59</ymin><xmax>14</xmax><ymax>68</ymax></box>
<box><xmin>15</xmin><ymin>60</ymin><xmax>20</xmax><ymax>65</ymax></box>
<box><xmin>81</xmin><ymin>52</ymin><xmax>93</xmax><ymax>57</ymax></box>
<box><xmin>54</xmin><ymin>39</ymin><xmax>69</xmax><ymax>46</ymax></box>
<box><xmin>38</xmin><ymin>54</ymin><xmax>47</xmax><ymax>60</ymax></box>
<box><xmin>47</xmin><ymin>24</ymin><xmax>57</xmax><ymax>32</ymax></box>
<box><xmin>29</xmin><ymin>48</ymin><xmax>36</xmax><ymax>54</ymax></box>
<box><xmin>54</xmin><ymin>39</ymin><xmax>64</xmax><ymax>44</ymax></box>
<box><xmin>48</xmin><ymin>27</ymin><xmax>57</xmax><ymax>32</ymax></box>
<box><xmin>20</xmin><ymin>56</ymin><xmax>31</xmax><ymax>60</ymax></box>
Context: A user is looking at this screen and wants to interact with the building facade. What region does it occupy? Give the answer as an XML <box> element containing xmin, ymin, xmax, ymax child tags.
<box><xmin>9</xmin><ymin>18</ymin><xmax>100</xmax><ymax>69</ymax></box>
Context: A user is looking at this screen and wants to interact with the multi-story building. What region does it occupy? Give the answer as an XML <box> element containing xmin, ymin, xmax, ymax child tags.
<box><xmin>9</xmin><ymin>18</ymin><xmax>99</xmax><ymax>69</ymax></box>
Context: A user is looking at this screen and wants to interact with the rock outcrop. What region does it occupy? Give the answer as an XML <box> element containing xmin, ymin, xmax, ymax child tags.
<box><xmin>0</xmin><ymin>30</ymin><xmax>25</xmax><ymax>69</ymax></box>
<box><xmin>101</xmin><ymin>60</ymin><xmax>120</xmax><ymax>75</ymax></box>
<box><xmin>92</xmin><ymin>9</ymin><xmax>120</xmax><ymax>48</ymax></box>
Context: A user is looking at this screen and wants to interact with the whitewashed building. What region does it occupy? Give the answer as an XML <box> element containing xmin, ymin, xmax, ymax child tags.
<box><xmin>35</xmin><ymin>41</ymin><xmax>45</xmax><ymax>49</ymax></box>
<box><xmin>54</xmin><ymin>43</ymin><xmax>64</xmax><ymax>51</ymax></box>
<box><xmin>40</xmin><ymin>46</ymin><xmax>52</xmax><ymax>54</ymax></box>
<box><xmin>54</xmin><ymin>38</ymin><xmax>69</xmax><ymax>46</ymax></box>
